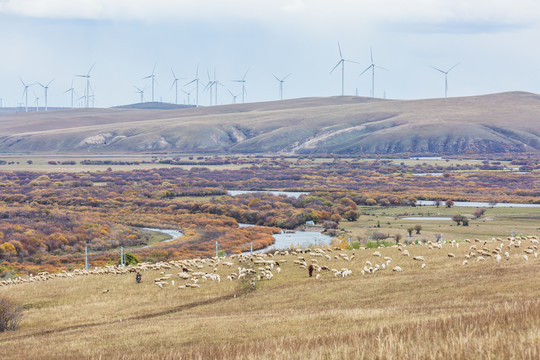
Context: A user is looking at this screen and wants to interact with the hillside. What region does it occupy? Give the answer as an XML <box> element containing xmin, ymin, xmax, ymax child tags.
<box><xmin>0</xmin><ymin>92</ymin><xmax>538</xmax><ymax>155</ymax></box>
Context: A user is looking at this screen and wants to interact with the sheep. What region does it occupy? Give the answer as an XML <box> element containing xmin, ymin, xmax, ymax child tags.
<box><xmin>477</xmin><ymin>256</ymin><xmax>485</xmax><ymax>262</ymax></box>
<box><xmin>392</xmin><ymin>266</ymin><xmax>402</xmax><ymax>272</ymax></box>
<box><xmin>372</xmin><ymin>251</ymin><xmax>382</xmax><ymax>257</ymax></box>
<box><xmin>524</xmin><ymin>255</ymin><xmax>529</xmax><ymax>261</ymax></box>
<box><xmin>448</xmin><ymin>253</ymin><xmax>456</xmax><ymax>258</ymax></box>
<box><xmin>413</xmin><ymin>256</ymin><xmax>425</xmax><ymax>262</ymax></box>
<box><xmin>421</xmin><ymin>263</ymin><xmax>426</xmax><ymax>269</ymax></box>
<box><xmin>462</xmin><ymin>260</ymin><xmax>468</xmax><ymax>266</ymax></box>
<box><xmin>495</xmin><ymin>254</ymin><xmax>502</xmax><ymax>263</ymax></box>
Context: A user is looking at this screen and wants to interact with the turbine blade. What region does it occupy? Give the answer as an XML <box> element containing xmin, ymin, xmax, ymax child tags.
<box><xmin>152</xmin><ymin>63</ymin><xmax>156</xmax><ymax>75</ymax></box>
<box><xmin>370</xmin><ymin>47</ymin><xmax>374</xmax><ymax>63</ymax></box>
<box><xmin>447</xmin><ymin>63</ymin><xmax>460</xmax><ymax>72</ymax></box>
<box><xmin>338</xmin><ymin>41</ymin><xmax>343</xmax><ymax>59</ymax></box>
<box><xmin>375</xmin><ymin>65</ymin><xmax>389</xmax><ymax>71</ymax></box>
<box><xmin>359</xmin><ymin>66</ymin><xmax>372</xmax><ymax>77</ymax></box>
<box><xmin>273</xmin><ymin>74</ymin><xmax>280</xmax><ymax>82</ymax></box>
<box><xmin>283</xmin><ymin>73</ymin><xmax>292</xmax><ymax>80</ymax></box>
<box><xmin>47</xmin><ymin>79</ymin><xmax>54</xmax><ymax>86</ymax></box>
<box><xmin>87</xmin><ymin>63</ymin><xmax>95</xmax><ymax>75</ymax></box>
<box><xmin>330</xmin><ymin>61</ymin><xmax>342</xmax><ymax>74</ymax></box>
<box><xmin>431</xmin><ymin>66</ymin><xmax>445</xmax><ymax>74</ymax></box>
<box><xmin>243</xmin><ymin>68</ymin><xmax>250</xmax><ymax>80</ymax></box>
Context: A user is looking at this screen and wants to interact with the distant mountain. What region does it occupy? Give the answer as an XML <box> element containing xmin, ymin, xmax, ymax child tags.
<box><xmin>0</xmin><ymin>92</ymin><xmax>538</xmax><ymax>155</ymax></box>
<box><xmin>113</xmin><ymin>102</ymin><xmax>196</xmax><ymax>110</ymax></box>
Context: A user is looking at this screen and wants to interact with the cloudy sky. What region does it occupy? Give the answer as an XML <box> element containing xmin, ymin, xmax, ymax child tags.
<box><xmin>0</xmin><ymin>0</ymin><xmax>539</xmax><ymax>108</ymax></box>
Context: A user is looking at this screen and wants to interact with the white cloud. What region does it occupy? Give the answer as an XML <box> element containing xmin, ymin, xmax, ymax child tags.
<box><xmin>1</xmin><ymin>0</ymin><xmax>539</xmax><ymax>27</ymax></box>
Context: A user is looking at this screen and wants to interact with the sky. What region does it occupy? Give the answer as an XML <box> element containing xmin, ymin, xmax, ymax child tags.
<box><xmin>0</xmin><ymin>0</ymin><xmax>539</xmax><ymax>108</ymax></box>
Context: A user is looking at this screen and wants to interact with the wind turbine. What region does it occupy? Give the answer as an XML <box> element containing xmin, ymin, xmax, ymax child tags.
<box><xmin>76</xmin><ymin>64</ymin><xmax>95</xmax><ymax>108</ymax></box>
<box><xmin>204</xmin><ymin>69</ymin><xmax>215</xmax><ymax>106</ymax></box>
<box><xmin>182</xmin><ymin>89</ymin><xmax>193</xmax><ymax>105</ymax></box>
<box><xmin>143</xmin><ymin>64</ymin><xmax>158</xmax><ymax>102</ymax></box>
<box><xmin>330</xmin><ymin>42</ymin><xmax>358</xmax><ymax>96</ymax></box>
<box><xmin>232</xmin><ymin>68</ymin><xmax>249</xmax><ymax>104</ymax></box>
<box><xmin>432</xmin><ymin>63</ymin><xmax>459</xmax><ymax>98</ymax></box>
<box><xmin>359</xmin><ymin>48</ymin><xmax>388</xmax><ymax>98</ymax></box>
<box><xmin>170</xmin><ymin>68</ymin><xmax>184</xmax><ymax>105</ymax></box>
<box><xmin>37</xmin><ymin>79</ymin><xmax>54</xmax><ymax>111</ymax></box>
<box><xmin>33</xmin><ymin>91</ymin><xmax>39</xmax><ymax>112</ymax></box>
<box><xmin>134</xmin><ymin>86</ymin><xmax>146</xmax><ymax>103</ymax></box>
<box><xmin>185</xmin><ymin>65</ymin><xmax>201</xmax><ymax>107</ymax></box>
<box><xmin>20</xmin><ymin>78</ymin><xmax>34</xmax><ymax>112</ymax></box>
<box><xmin>64</xmin><ymin>79</ymin><xmax>75</xmax><ymax>109</ymax></box>
<box><xmin>273</xmin><ymin>73</ymin><xmax>291</xmax><ymax>100</ymax></box>
<box><xmin>226</xmin><ymin>87</ymin><xmax>240</xmax><ymax>104</ymax></box>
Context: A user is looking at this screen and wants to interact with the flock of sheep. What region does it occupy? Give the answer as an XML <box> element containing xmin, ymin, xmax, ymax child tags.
<box><xmin>1</xmin><ymin>235</ymin><xmax>539</xmax><ymax>290</ymax></box>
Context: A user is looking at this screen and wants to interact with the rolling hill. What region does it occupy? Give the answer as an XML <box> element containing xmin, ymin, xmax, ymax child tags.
<box><xmin>0</xmin><ymin>92</ymin><xmax>538</xmax><ymax>155</ymax></box>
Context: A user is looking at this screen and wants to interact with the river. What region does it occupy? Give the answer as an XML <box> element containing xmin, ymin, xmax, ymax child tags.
<box><xmin>227</xmin><ymin>190</ymin><xmax>310</xmax><ymax>199</ymax></box>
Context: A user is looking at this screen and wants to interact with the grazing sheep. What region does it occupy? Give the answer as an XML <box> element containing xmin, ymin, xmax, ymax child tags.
<box><xmin>421</xmin><ymin>263</ymin><xmax>426</xmax><ymax>269</ymax></box>
<box><xmin>477</xmin><ymin>256</ymin><xmax>485</xmax><ymax>262</ymax></box>
<box><xmin>462</xmin><ymin>260</ymin><xmax>468</xmax><ymax>266</ymax></box>
<box><xmin>372</xmin><ymin>251</ymin><xmax>382</xmax><ymax>257</ymax></box>
<box><xmin>495</xmin><ymin>254</ymin><xmax>501</xmax><ymax>263</ymax></box>
<box><xmin>392</xmin><ymin>266</ymin><xmax>402</xmax><ymax>272</ymax></box>
<box><xmin>448</xmin><ymin>253</ymin><xmax>456</xmax><ymax>258</ymax></box>
<box><xmin>413</xmin><ymin>256</ymin><xmax>425</xmax><ymax>262</ymax></box>
<box><xmin>524</xmin><ymin>255</ymin><xmax>529</xmax><ymax>261</ymax></box>
<box><xmin>316</xmin><ymin>274</ymin><xmax>320</xmax><ymax>280</ymax></box>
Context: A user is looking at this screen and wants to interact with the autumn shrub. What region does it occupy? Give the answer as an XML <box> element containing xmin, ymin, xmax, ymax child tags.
<box><xmin>0</xmin><ymin>296</ymin><xmax>23</xmax><ymax>332</ymax></box>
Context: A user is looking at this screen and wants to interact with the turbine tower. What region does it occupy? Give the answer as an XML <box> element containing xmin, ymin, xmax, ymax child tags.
<box><xmin>273</xmin><ymin>73</ymin><xmax>291</xmax><ymax>100</ymax></box>
<box><xmin>359</xmin><ymin>48</ymin><xmax>388</xmax><ymax>98</ymax></box>
<box><xmin>185</xmin><ymin>65</ymin><xmax>201</xmax><ymax>107</ymax></box>
<box><xmin>432</xmin><ymin>63</ymin><xmax>459</xmax><ymax>98</ymax></box>
<box><xmin>232</xmin><ymin>68</ymin><xmax>249</xmax><ymax>104</ymax></box>
<box><xmin>37</xmin><ymin>79</ymin><xmax>54</xmax><ymax>111</ymax></box>
<box><xmin>64</xmin><ymin>79</ymin><xmax>75</xmax><ymax>109</ymax></box>
<box><xmin>76</xmin><ymin>64</ymin><xmax>95</xmax><ymax>108</ymax></box>
<box><xmin>170</xmin><ymin>68</ymin><xmax>183</xmax><ymax>105</ymax></box>
<box><xmin>143</xmin><ymin>64</ymin><xmax>158</xmax><ymax>102</ymax></box>
<box><xmin>19</xmin><ymin>78</ymin><xmax>34</xmax><ymax>113</ymax></box>
<box><xmin>330</xmin><ymin>42</ymin><xmax>358</xmax><ymax>96</ymax></box>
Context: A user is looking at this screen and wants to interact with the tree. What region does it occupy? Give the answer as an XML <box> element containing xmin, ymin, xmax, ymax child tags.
<box><xmin>446</xmin><ymin>199</ymin><xmax>454</xmax><ymax>208</ymax></box>
<box><xmin>414</xmin><ymin>224</ymin><xmax>422</xmax><ymax>234</ymax></box>
<box><xmin>435</xmin><ymin>199</ymin><xmax>442</xmax><ymax>208</ymax></box>
<box><xmin>451</xmin><ymin>214</ymin><xmax>466</xmax><ymax>225</ymax></box>
<box><xmin>343</xmin><ymin>210</ymin><xmax>359</xmax><ymax>221</ymax></box>
<box><xmin>407</xmin><ymin>227</ymin><xmax>414</xmax><ymax>236</ymax></box>
<box><xmin>394</xmin><ymin>233</ymin><xmax>402</xmax><ymax>244</ymax></box>
<box><xmin>474</xmin><ymin>208</ymin><xmax>486</xmax><ymax>219</ymax></box>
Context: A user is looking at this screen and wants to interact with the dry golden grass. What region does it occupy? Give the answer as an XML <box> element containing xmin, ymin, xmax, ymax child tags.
<box><xmin>1</xmin><ymin>237</ymin><xmax>540</xmax><ymax>359</ymax></box>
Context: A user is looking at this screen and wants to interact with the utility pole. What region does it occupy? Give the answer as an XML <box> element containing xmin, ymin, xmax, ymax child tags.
<box><xmin>250</xmin><ymin>242</ymin><xmax>253</xmax><ymax>254</ymax></box>
<box><xmin>120</xmin><ymin>246</ymin><xmax>124</xmax><ymax>266</ymax></box>
<box><xmin>215</xmin><ymin>241</ymin><xmax>218</xmax><ymax>258</ymax></box>
<box><xmin>85</xmin><ymin>245</ymin><xmax>89</xmax><ymax>270</ymax></box>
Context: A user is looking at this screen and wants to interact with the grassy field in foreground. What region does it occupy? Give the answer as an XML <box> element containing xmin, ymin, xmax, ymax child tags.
<box><xmin>1</xmin><ymin>237</ymin><xmax>540</xmax><ymax>359</ymax></box>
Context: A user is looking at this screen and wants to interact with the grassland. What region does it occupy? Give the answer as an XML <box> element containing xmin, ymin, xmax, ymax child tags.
<box><xmin>341</xmin><ymin>205</ymin><xmax>540</xmax><ymax>243</ymax></box>
<box><xmin>1</xmin><ymin>236</ymin><xmax>540</xmax><ymax>359</ymax></box>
